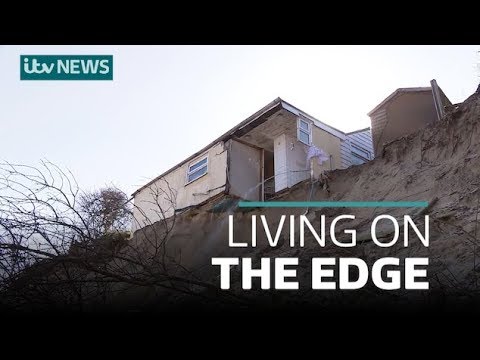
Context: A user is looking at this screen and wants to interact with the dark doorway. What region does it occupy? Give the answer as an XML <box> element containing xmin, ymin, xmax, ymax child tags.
<box><xmin>263</xmin><ymin>150</ymin><xmax>275</xmax><ymax>200</ymax></box>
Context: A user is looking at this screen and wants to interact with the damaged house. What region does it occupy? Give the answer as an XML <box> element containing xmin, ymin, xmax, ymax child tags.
<box><xmin>132</xmin><ymin>98</ymin><xmax>373</xmax><ymax>230</ymax></box>
<box><xmin>368</xmin><ymin>79</ymin><xmax>452</xmax><ymax>156</ymax></box>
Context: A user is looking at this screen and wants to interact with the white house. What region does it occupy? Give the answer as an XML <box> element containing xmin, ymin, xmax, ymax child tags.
<box><xmin>132</xmin><ymin>98</ymin><xmax>373</xmax><ymax>230</ymax></box>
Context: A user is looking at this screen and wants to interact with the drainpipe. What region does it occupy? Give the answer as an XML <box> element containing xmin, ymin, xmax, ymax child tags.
<box><xmin>310</xmin><ymin>158</ymin><xmax>314</xmax><ymax>182</ymax></box>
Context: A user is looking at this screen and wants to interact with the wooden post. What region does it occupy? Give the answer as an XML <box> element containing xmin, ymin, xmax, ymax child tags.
<box><xmin>431</xmin><ymin>79</ymin><xmax>445</xmax><ymax>121</ymax></box>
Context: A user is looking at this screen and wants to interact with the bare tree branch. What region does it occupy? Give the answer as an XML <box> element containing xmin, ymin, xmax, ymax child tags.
<box><xmin>0</xmin><ymin>161</ymin><xmax>245</xmax><ymax>310</ymax></box>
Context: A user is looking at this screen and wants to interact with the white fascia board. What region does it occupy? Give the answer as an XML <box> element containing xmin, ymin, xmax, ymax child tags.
<box><xmin>280</xmin><ymin>101</ymin><xmax>346</xmax><ymax>141</ymax></box>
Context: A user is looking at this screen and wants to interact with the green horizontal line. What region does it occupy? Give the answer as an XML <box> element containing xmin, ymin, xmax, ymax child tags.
<box><xmin>238</xmin><ymin>201</ymin><xmax>429</xmax><ymax>208</ymax></box>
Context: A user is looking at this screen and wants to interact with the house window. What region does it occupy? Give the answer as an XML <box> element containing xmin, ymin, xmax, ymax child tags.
<box><xmin>186</xmin><ymin>156</ymin><xmax>208</xmax><ymax>184</ymax></box>
<box><xmin>351</xmin><ymin>144</ymin><xmax>371</xmax><ymax>160</ymax></box>
<box><xmin>297</xmin><ymin>118</ymin><xmax>312</xmax><ymax>145</ymax></box>
<box><xmin>351</xmin><ymin>152</ymin><xmax>366</xmax><ymax>165</ymax></box>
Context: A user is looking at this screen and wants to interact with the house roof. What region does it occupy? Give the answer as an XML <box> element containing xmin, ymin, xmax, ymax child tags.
<box><xmin>132</xmin><ymin>98</ymin><xmax>283</xmax><ymax>197</ymax></box>
<box><xmin>280</xmin><ymin>99</ymin><xmax>347</xmax><ymax>140</ymax></box>
<box><xmin>367</xmin><ymin>87</ymin><xmax>432</xmax><ymax>116</ymax></box>
<box><xmin>132</xmin><ymin>98</ymin><xmax>364</xmax><ymax>197</ymax></box>
<box><xmin>346</xmin><ymin>127</ymin><xmax>371</xmax><ymax>135</ymax></box>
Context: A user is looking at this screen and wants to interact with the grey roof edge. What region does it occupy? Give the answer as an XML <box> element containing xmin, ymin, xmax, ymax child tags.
<box><xmin>367</xmin><ymin>87</ymin><xmax>433</xmax><ymax>117</ymax></box>
<box><xmin>438</xmin><ymin>86</ymin><xmax>452</xmax><ymax>106</ymax></box>
<box><xmin>346</xmin><ymin>127</ymin><xmax>371</xmax><ymax>135</ymax></box>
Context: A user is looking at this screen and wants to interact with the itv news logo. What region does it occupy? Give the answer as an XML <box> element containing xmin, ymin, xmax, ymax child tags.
<box><xmin>20</xmin><ymin>55</ymin><xmax>113</xmax><ymax>80</ymax></box>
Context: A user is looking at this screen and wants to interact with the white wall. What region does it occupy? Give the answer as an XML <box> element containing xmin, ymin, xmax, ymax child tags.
<box><xmin>274</xmin><ymin>133</ymin><xmax>309</xmax><ymax>192</ymax></box>
<box><xmin>341</xmin><ymin>129</ymin><xmax>374</xmax><ymax>168</ymax></box>
<box><xmin>287</xmin><ymin>134</ymin><xmax>309</xmax><ymax>187</ymax></box>
<box><xmin>348</xmin><ymin>129</ymin><xmax>374</xmax><ymax>160</ymax></box>
<box><xmin>133</xmin><ymin>142</ymin><xmax>228</xmax><ymax>231</ymax></box>
<box><xmin>228</xmin><ymin>140</ymin><xmax>261</xmax><ymax>201</ymax></box>
<box><xmin>274</xmin><ymin>134</ymin><xmax>288</xmax><ymax>192</ymax></box>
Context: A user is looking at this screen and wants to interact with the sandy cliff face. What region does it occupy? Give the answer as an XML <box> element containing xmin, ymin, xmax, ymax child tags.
<box><xmin>127</xmin><ymin>91</ymin><xmax>480</xmax><ymax>310</ymax></box>
<box><xmin>13</xmin><ymin>91</ymin><xmax>479</xmax><ymax>311</ymax></box>
<box><xmin>4</xmin><ymin>92</ymin><xmax>480</xmax><ymax>314</ymax></box>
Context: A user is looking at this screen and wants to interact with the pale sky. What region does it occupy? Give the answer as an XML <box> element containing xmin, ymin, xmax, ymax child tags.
<box><xmin>1</xmin><ymin>45</ymin><xmax>478</xmax><ymax>196</ymax></box>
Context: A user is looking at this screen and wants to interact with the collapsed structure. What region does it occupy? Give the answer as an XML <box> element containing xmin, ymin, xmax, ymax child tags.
<box><xmin>132</xmin><ymin>98</ymin><xmax>373</xmax><ymax>230</ymax></box>
<box><xmin>368</xmin><ymin>79</ymin><xmax>451</xmax><ymax>156</ymax></box>
<box><xmin>5</xmin><ymin>79</ymin><xmax>476</xmax><ymax>310</ymax></box>
<box><xmin>133</xmin><ymin>79</ymin><xmax>451</xmax><ymax>232</ymax></box>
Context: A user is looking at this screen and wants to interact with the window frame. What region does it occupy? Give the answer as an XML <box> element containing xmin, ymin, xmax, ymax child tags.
<box><xmin>351</xmin><ymin>152</ymin><xmax>368</xmax><ymax>165</ymax></box>
<box><xmin>186</xmin><ymin>155</ymin><xmax>209</xmax><ymax>185</ymax></box>
<box><xmin>351</xmin><ymin>143</ymin><xmax>371</xmax><ymax>160</ymax></box>
<box><xmin>297</xmin><ymin>118</ymin><xmax>312</xmax><ymax>145</ymax></box>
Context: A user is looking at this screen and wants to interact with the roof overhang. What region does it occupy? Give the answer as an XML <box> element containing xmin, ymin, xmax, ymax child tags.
<box><xmin>280</xmin><ymin>99</ymin><xmax>346</xmax><ymax>140</ymax></box>
<box><xmin>346</xmin><ymin>127</ymin><xmax>371</xmax><ymax>135</ymax></box>
<box><xmin>133</xmin><ymin>97</ymin><xmax>361</xmax><ymax>197</ymax></box>
<box><xmin>132</xmin><ymin>98</ymin><xmax>284</xmax><ymax>196</ymax></box>
<box><xmin>367</xmin><ymin>87</ymin><xmax>432</xmax><ymax>117</ymax></box>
